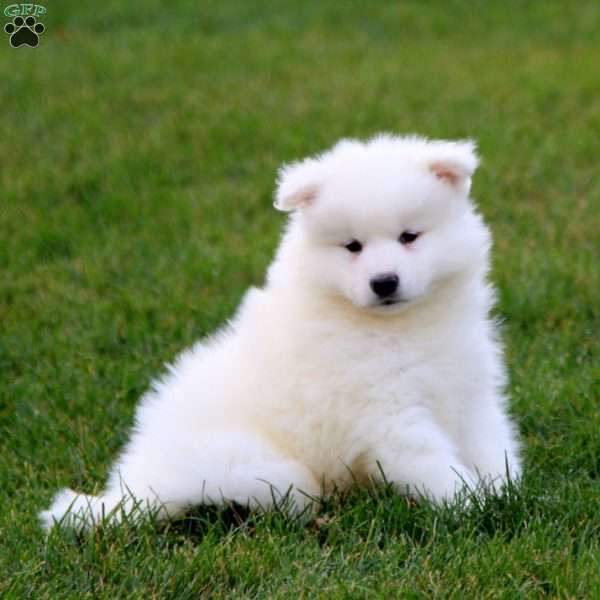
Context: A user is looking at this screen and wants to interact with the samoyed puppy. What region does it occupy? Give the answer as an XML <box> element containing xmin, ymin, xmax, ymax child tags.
<box><xmin>41</xmin><ymin>134</ymin><xmax>521</xmax><ymax>530</ymax></box>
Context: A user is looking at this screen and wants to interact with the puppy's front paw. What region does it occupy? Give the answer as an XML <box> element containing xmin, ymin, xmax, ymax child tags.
<box><xmin>409</xmin><ymin>466</ymin><xmax>476</xmax><ymax>506</ymax></box>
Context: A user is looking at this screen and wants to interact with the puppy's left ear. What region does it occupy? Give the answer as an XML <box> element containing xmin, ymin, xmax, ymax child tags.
<box><xmin>427</xmin><ymin>140</ymin><xmax>479</xmax><ymax>193</ymax></box>
<box><xmin>274</xmin><ymin>157</ymin><xmax>325</xmax><ymax>212</ymax></box>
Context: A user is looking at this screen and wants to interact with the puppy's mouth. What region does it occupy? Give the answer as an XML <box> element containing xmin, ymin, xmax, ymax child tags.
<box><xmin>381</xmin><ymin>299</ymin><xmax>399</xmax><ymax>306</ymax></box>
<box><xmin>377</xmin><ymin>297</ymin><xmax>407</xmax><ymax>307</ymax></box>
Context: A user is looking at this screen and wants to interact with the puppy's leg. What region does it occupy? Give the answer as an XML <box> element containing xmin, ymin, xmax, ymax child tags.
<box><xmin>40</xmin><ymin>429</ymin><xmax>320</xmax><ymax>531</ymax></box>
<box><xmin>365</xmin><ymin>408</ymin><xmax>476</xmax><ymax>504</ymax></box>
<box><xmin>459</xmin><ymin>399</ymin><xmax>521</xmax><ymax>487</ymax></box>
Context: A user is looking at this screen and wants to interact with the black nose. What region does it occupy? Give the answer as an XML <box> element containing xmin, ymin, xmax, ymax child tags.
<box><xmin>370</xmin><ymin>274</ymin><xmax>399</xmax><ymax>298</ymax></box>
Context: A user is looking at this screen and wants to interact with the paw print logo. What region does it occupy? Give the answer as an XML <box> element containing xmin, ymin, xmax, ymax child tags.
<box><xmin>4</xmin><ymin>15</ymin><xmax>45</xmax><ymax>47</ymax></box>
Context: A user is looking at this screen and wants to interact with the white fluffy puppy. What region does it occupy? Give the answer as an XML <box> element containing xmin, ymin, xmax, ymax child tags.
<box><xmin>41</xmin><ymin>134</ymin><xmax>521</xmax><ymax>530</ymax></box>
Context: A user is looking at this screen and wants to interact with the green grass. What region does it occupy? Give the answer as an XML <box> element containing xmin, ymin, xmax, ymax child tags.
<box><xmin>2</xmin><ymin>1</ymin><xmax>599</xmax><ymax>597</ymax></box>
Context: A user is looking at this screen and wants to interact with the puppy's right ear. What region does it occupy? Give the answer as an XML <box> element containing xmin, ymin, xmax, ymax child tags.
<box><xmin>426</xmin><ymin>140</ymin><xmax>479</xmax><ymax>194</ymax></box>
<box><xmin>274</xmin><ymin>157</ymin><xmax>325</xmax><ymax>212</ymax></box>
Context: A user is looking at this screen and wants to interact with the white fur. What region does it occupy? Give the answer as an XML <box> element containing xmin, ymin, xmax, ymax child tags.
<box><xmin>41</xmin><ymin>134</ymin><xmax>521</xmax><ymax>530</ymax></box>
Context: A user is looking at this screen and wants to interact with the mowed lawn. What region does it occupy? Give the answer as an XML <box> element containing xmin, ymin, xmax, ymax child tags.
<box><xmin>2</xmin><ymin>1</ymin><xmax>599</xmax><ymax>597</ymax></box>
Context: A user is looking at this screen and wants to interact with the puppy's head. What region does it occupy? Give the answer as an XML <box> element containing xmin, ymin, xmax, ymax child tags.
<box><xmin>273</xmin><ymin>134</ymin><xmax>490</xmax><ymax>313</ymax></box>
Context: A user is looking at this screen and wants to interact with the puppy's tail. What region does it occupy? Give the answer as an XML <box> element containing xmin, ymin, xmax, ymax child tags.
<box><xmin>39</xmin><ymin>488</ymin><xmax>126</xmax><ymax>532</ymax></box>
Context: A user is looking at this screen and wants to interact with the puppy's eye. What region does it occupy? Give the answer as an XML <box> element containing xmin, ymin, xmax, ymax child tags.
<box><xmin>399</xmin><ymin>231</ymin><xmax>420</xmax><ymax>245</ymax></box>
<box><xmin>344</xmin><ymin>240</ymin><xmax>363</xmax><ymax>253</ymax></box>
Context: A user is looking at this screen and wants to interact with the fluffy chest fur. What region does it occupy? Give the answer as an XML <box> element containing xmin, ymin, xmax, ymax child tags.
<box><xmin>222</xmin><ymin>280</ymin><xmax>500</xmax><ymax>485</ymax></box>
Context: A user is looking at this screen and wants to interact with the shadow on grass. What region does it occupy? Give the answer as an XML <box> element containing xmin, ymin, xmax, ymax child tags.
<box><xmin>162</xmin><ymin>473</ymin><xmax>534</xmax><ymax>549</ymax></box>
